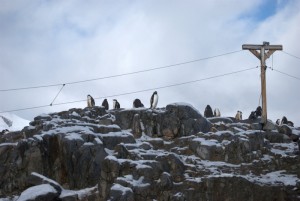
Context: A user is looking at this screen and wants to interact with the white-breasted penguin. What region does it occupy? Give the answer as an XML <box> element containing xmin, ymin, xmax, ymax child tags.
<box><xmin>113</xmin><ymin>99</ymin><xmax>120</xmax><ymax>109</ymax></box>
<box><xmin>87</xmin><ymin>95</ymin><xmax>95</xmax><ymax>107</ymax></box>
<box><xmin>150</xmin><ymin>91</ymin><xmax>158</xmax><ymax>109</ymax></box>
<box><xmin>235</xmin><ymin>111</ymin><xmax>242</xmax><ymax>120</ymax></box>
<box><xmin>276</xmin><ymin>119</ymin><xmax>281</xmax><ymax>125</ymax></box>
<box><xmin>214</xmin><ymin>108</ymin><xmax>221</xmax><ymax>117</ymax></box>
<box><xmin>102</xmin><ymin>99</ymin><xmax>109</xmax><ymax>110</ymax></box>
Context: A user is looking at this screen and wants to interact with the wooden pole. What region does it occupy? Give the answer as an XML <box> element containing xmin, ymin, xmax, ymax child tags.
<box><xmin>260</xmin><ymin>45</ymin><xmax>267</xmax><ymax>126</ymax></box>
<box><xmin>242</xmin><ymin>42</ymin><xmax>282</xmax><ymax>129</ymax></box>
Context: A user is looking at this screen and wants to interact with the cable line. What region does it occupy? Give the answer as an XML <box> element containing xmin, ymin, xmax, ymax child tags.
<box><xmin>0</xmin><ymin>50</ymin><xmax>242</xmax><ymax>92</ymax></box>
<box><xmin>0</xmin><ymin>66</ymin><xmax>256</xmax><ymax>114</ymax></box>
<box><xmin>50</xmin><ymin>84</ymin><xmax>66</xmax><ymax>106</ymax></box>
<box><xmin>0</xmin><ymin>105</ymin><xmax>50</xmax><ymax>113</ymax></box>
<box><xmin>270</xmin><ymin>68</ymin><xmax>300</xmax><ymax>81</ymax></box>
<box><xmin>282</xmin><ymin>51</ymin><xmax>300</xmax><ymax>60</ymax></box>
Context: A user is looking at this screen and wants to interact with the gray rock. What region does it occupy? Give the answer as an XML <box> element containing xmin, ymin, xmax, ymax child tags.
<box><xmin>27</xmin><ymin>172</ymin><xmax>62</xmax><ymax>194</ymax></box>
<box><xmin>264</xmin><ymin>131</ymin><xmax>291</xmax><ymax>143</ymax></box>
<box><xmin>132</xmin><ymin>114</ymin><xmax>142</xmax><ymax>138</ymax></box>
<box><xmin>208</xmin><ymin>117</ymin><xmax>233</xmax><ymax>124</ymax></box>
<box><xmin>101</xmin><ymin>131</ymin><xmax>136</xmax><ymax>149</ymax></box>
<box><xmin>156</xmin><ymin>153</ymin><xmax>185</xmax><ymax>182</ymax></box>
<box><xmin>113</xmin><ymin>103</ymin><xmax>212</xmax><ymax>139</ymax></box>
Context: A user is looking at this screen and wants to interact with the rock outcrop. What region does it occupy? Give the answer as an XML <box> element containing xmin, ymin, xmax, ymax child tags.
<box><xmin>0</xmin><ymin>103</ymin><xmax>299</xmax><ymax>201</ymax></box>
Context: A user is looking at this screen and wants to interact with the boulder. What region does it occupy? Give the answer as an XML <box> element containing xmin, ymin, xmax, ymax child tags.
<box><xmin>17</xmin><ymin>184</ymin><xmax>59</xmax><ymax>201</ymax></box>
<box><xmin>113</xmin><ymin>103</ymin><xmax>212</xmax><ymax>139</ymax></box>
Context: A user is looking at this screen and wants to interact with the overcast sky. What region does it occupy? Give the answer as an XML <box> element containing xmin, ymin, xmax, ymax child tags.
<box><xmin>0</xmin><ymin>0</ymin><xmax>299</xmax><ymax>126</ymax></box>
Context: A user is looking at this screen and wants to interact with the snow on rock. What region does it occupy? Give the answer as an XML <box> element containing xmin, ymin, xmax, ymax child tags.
<box><xmin>17</xmin><ymin>184</ymin><xmax>58</xmax><ymax>201</ymax></box>
<box><xmin>0</xmin><ymin>104</ymin><xmax>300</xmax><ymax>201</ymax></box>
<box><xmin>244</xmin><ymin>170</ymin><xmax>299</xmax><ymax>186</ymax></box>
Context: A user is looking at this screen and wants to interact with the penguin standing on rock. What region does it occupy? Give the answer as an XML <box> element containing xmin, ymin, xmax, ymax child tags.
<box><xmin>133</xmin><ymin>99</ymin><xmax>144</xmax><ymax>108</ymax></box>
<box><xmin>214</xmin><ymin>108</ymin><xmax>221</xmax><ymax>117</ymax></box>
<box><xmin>87</xmin><ymin>95</ymin><xmax>95</xmax><ymax>107</ymax></box>
<box><xmin>150</xmin><ymin>91</ymin><xmax>158</xmax><ymax>109</ymax></box>
<box><xmin>102</xmin><ymin>99</ymin><xmax>109</xmax><ymax>110</ymax></box>
<box><xmin>255</xmin><ymin>106</ymin><xmax>262</xmax><ymax>117</ymax></box>
<box><xmin>235</xmin><ymin>111</ymin><xmax>243</xmax><ymax>120</ymax></box>
<box><xmin>276</xmin><ymin>119</ymin><xmax>281</xmax><ymax>125</ymax></box>
<box><xmin>113</xmin><ymin>99</ymin><xmax>120</xmax><ymax>109</ymax></box>
<box><xmin>204</xmin><ymin>105</ymin><xmax>213</xmax><ymax>118</ymax></box>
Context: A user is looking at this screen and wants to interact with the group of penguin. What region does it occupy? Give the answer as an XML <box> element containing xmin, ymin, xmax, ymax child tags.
<box><xmin>87</xmin><ymin>94</ymin><xmax>294</xmax><ymax>127</ymax></box>
<box><xmin>204</xmin><ymin>105</ymin><xmax>262</xmax><ymax>121</ymax></box>
<box><xmin>204</xmin><ymin>104</ymin><xmax>294</xmax><ymax>127</ymax></box>
<box><xmin>87</xmin><ymin>91</ymin><xmax>158</xmax><ymax>110</ymax></box>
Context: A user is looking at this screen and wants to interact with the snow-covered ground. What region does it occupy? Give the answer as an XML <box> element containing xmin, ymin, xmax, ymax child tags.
<box><xmin>0</xmin><ymin>113</ymin><xmax>30</xmax><ymax>131</ymax></box>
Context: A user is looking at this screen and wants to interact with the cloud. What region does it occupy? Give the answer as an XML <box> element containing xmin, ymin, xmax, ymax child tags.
<box><xmin>0</xmin><ymin>0</ymin><xmax>299</xmax><ymax>126</ymax></box>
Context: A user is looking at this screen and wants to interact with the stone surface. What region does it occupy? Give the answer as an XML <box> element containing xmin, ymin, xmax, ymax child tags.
<box><xmin>0</xmin><ymin>103</ymin><xmax>299</xmax><ymax>201</ymax></box>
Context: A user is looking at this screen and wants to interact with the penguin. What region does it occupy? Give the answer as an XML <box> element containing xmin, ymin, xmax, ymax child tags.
<box><xmin>113</xmin><ymin>99</ymin><xmax>120</xmax><ymax>109</ymax></box>
<box><xmin>287</xmin><ymin>121</ymin><xmax>294</xmax><ymax>127</ymax></box>
<box><xmin>87</xmin><ymin>95</ymin><xmax>95</xmax><ymax>107</ymax></box>
<box><xmin>133</xmin><ymin>99</ymin><xmax>144</xmax><ymax>108</ymax></box>
<box><xmin>281</xmin><ymin>116</ymin><xmax>288</xmax><ymax>125</ymax></box>
<box><xmin>276</xmin><ymin>119</ymin><xmax>281</xmax><ymax>125</ymax></box>
<box><xmin>255</xmin><ymin>106</ymin><xmax>262</xmax><ymax>117</ymax></box>
<box><xmin>0</xmin><ymin>129</ymin><xmax>9</xmax><ymax>135</ymax></box>
<box><xmin>150</xmin><ymin>91</ymin><xmax>158</xmax><ymax>109</ymax></box>
<box><xmin>235</xmin><ymin>111</ymin><xmax>242</xmax><ymax>120</ymax></box>
<box><xmin>102</xmin><ymin>99</ymin><xmax>109</xmax><ymax>110</ymax></box>
<box><xmin>248</xmin><ymin>111</ymin><xmax>257</xmax><ymax>120</ymax></box>
<box><xmin>213</xmin><ymin>108</ymin><xmax>221</xmax><ymax>117</ymax></box>
<box><xmin>204</xmin><ymin>105</ymin><xmax>213</xmax><ymax>118</ymax></box>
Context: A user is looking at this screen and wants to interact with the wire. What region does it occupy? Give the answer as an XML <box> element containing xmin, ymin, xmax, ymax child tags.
<box><xmin>0</xmin><ymin>50</ymin><xmax>242</xmax><ymax>92</ymax></box>
<box><xmin>0</xmin><ymin>105</ymin><xmax>50</xmax><ymax>113</ymax></box>
<box><xmin>282</xmin><ymin>51</ymin><xmax>300</xmax><ymax>60</ymax></box>
<box><xmin>0</xmin><ymin>66</ymin><xmax>256</xmax><ymax>113</ymax></box>
<box><xmin>271</xmin><ymin>54</ymin><xmax>273</xmax><ymax>70</ymax></box>
<box><xmin>50</xmin><ymin>84</ymin><xmax>65</xmax><ymax>106</ymax></box>
<box><xmin>0</xmin><ymin>83</ymin><xmax>62</xmax><ymax>92</ymax></box>
<box><xmin>271</xmin><ymin>68</ymin><xmax>300</xmax><ymax>80</ymax></box>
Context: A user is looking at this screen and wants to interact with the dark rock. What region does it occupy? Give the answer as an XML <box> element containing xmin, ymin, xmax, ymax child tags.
<box><xmin>264</xmin><ymin>131</ymin><xmax>291</xmax><ymax>143</ymax></box>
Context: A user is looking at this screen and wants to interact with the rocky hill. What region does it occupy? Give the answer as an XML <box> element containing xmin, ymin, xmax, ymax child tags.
<box><xmin>0</xmin><ymin>103</ymin><xmax>299</xmax><ymax>201</ymax></box>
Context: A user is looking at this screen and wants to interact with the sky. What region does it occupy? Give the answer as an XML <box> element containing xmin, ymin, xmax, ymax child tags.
<box><xmin>0</xmin><ymin>0</ymin><xmax>299</xmax><ymax>126</ymax></box>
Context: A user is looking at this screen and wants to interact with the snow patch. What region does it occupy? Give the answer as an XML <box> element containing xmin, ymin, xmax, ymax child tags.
<box><xmin>111</xmin><ymin>183</ymin><xmax>133</xmax><ymax>195</ymax></box>
<box><xmin>17</xmin><ymin>184</ymin><xmax>57</xmax><ymax>201</ymax></box>
<box><xmin>0</xmin><ymin>113</ymin><xmax>29</xmax><ymax>131</ymax></box>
